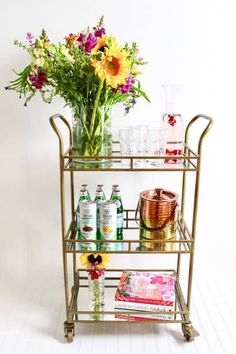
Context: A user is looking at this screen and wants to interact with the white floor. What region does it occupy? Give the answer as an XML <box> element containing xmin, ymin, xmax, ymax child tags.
<box><xmin>0</xmin><ymin>269</ymin><xmax>235</xmax><ymax>354</ymax></box>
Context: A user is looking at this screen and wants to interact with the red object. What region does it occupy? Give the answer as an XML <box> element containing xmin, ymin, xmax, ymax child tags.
<box><xmin>167</xmin><ymin>114</ymin><xmax>176</xmax><ymax>126</ymax></box>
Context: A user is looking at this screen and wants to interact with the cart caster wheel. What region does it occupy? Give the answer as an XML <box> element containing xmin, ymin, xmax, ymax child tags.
<box><xmin>182</xmin><ymin>322</ymin><xmax>199</xmax><ymax>342</ymax></box>
<box><xmin>64</xmin><ymin>321</ymin><xmax>74</xmax><ymax>343</ymax></box>
<box><xmin>66</xmin><ymin>330</ymin><xmax>74</xmax><ymax>343</ymax></box>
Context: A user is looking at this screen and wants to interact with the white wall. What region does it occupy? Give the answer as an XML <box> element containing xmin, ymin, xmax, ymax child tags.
<box><xmin>0</xmin><ymin>0</ymin><xmax>235</xmax><ymax>282</ymax></box>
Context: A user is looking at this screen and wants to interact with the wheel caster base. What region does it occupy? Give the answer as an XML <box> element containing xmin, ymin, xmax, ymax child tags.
<box><xmin>182</xmin><ymin>321</ymin><xmax>199</xmax><ymax>342</ymax></box>
<box><xmin>64</xmin><ymin>321</ymin><xmax>74</xmax><ymax>343</ymax></box>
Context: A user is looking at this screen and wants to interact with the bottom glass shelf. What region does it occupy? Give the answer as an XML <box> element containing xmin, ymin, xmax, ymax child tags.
<box><xmin>68</xmin><ymin>269</ymin><xmax>189</xmax><ymax>323</ymax></box>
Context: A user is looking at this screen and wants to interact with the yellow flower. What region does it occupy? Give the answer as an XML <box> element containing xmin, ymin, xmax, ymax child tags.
<box><xmin>91</xmin><ymin>45</ymin><xmax>131</xmax><ymax>88</ymax></box>
<box><xmin>99</xmin><ymin>253</ymin><xmax>109</xmax><ymax>268</ymax></box>
<box><xmin>44</xmin><ymin>41</ymin><xmax>51</xmax><ymax>50</ymax></box>
<box><xmin>131</xmin><ymin>68</ymin><xmax>142</xmax><ymax>75</ymax></box>
<box><xmin>80</xmin><ymin>253</ymin><xmax>109</xmax><ymax>269</ymax></box>
<box><xmin>91</xmin><ymin>35</ymin><xmax>117</xmax><ymax>54</ymax></box>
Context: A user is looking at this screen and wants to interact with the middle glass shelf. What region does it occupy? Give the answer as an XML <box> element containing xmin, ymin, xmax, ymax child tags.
<box><xmin>65</xmin><ymin>210</ymin><xmax>193</xmax><ymax>254</ymax></box>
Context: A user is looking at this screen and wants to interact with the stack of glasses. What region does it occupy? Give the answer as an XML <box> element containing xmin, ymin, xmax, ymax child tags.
<box><xmin>119</xmin><ymin>125</ymin><xmax>167</xmax><ymax>167</ymax></box>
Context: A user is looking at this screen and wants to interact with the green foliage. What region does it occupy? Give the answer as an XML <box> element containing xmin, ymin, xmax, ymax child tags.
<box><xmin>6</xmin><ymin>21</ymin><xmax>150</xmax><ymax>111</ymax></box>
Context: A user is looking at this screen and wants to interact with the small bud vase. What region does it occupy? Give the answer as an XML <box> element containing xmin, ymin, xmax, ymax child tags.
<box><xmin>88</xmin><ymin>274</ymin><xmax>105</xmax><ymax>320</ymax></box>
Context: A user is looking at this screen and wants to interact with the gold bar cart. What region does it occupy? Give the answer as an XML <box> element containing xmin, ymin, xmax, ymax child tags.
<box><xmin>50</xmin><ymin>113</ymin><xmax>213</xmax><ymax>343</ymax></box>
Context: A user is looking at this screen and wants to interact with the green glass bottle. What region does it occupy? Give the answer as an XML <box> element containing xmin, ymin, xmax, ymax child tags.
<box><xmin>97</xmin><ymin>184</ymin><xmax>106</xmax><ymax>200</ymax></box>
<box><xmin>95</xmin><ymin>189</ymin><xmax>106</xmax><ymax>241</ymax></box>
<box><xmin>110</xmin><ymin>184</ymin><xmax>119</xmax><ymax>200</ymax></box>
<box><xmin>76</xmin><ymin>189</ymin><xmax>89</xmax><ymax>233</ymax></box>
<box><xmin>81</xmin><ymin>184</ymin><xmax>91</xmax><ymax>200</ymax></box>
<box><xmin>111</xmin><ymin>189</ymin><xmax>124</xmax><ymax>239</ymax></box>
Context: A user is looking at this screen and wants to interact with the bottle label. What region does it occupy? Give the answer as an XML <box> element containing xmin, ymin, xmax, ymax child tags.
<box><xmin>114</xmin><ymin>200</ymin><xmax>121</xmax><ymax>208</ymax></box>
<box><xmin>79</xmin><ymin>202</ymin><xmax>97</xmax><ymax>239</ymax></box>
<box><xmin>117</xmin><ymin>213</ymin><xmax>124</xmax><ymax>228</ymax></box>
<box><xmin>100</xmin><ymin>202</ymin><xmax>117</xmax><ymax>240</ymax></box>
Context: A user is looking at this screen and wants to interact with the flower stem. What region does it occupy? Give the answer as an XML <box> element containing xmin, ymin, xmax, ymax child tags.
<box><xmin>89</xmin><ymin>80</ymin><xmax>103</xmax><ymax>137</ymax></box>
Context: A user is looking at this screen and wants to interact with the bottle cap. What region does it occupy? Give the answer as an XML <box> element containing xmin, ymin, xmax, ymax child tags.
<box><xmin>95</xmin><ymin>189</ymin><xmax>103</xmax><ymax>194</ymax></box>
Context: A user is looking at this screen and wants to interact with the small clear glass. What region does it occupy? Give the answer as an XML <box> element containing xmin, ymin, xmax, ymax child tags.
<box><xmin>119</xmin><ymin>127</ymin><xmax>138</xmax><ymax>167</ymax></box>
<box><xmin>136</xmin><ymin>125</ymin><xmax>148</xmax><ymax>167</ymax></box>
<box><xmin>146</xmin><ymin>127</ymin><xmax>167</xmax><ymax>167</ymax></box>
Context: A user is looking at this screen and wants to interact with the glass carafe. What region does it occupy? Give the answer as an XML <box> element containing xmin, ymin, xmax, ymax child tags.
<box><xmin>161</xmin><ymin>85</ymin><xmax>184</xmax><ymax>164</ymax></box>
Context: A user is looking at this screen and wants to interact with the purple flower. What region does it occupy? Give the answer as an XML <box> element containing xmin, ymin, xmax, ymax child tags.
<box><xmin>26</xmin><ymin>32</ymin><xmax>34</xmax><ymax>41</ymax></box>
<box><xmin>118</xmin><ymin>76</ymin><xmax>135</xmax><ymax>94</ymax></box>
<box><xmin>84</xmin><ymin>33</ymin><xmax>97</xmax><ymax>53</ymax></box>
<box><xmin>29</xmin><ymin>71</ymin><xmax>47</xmax><ymax>89</ymax></box>
<box><xmin>77</xmin><ymin>33</ymin><xmax>85</xmax><ymax>45</ymax></box>
<box><xmin>94</xmin><ymin>27</ymin><xmax>106</xmax><ymax>37</ymax></box>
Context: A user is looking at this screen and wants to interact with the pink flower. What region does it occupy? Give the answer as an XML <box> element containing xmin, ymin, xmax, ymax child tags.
<box><xmin>84</xmin><ymin>33</ymin><xmax>97</xmax><ymax>53</ymax></box>
<box><xmin>118</xmin><ymin>76</ymin><xmax>135</xmax><ymax>94</ymax></box>
<box><xmin>26</xmin><ymin>32</ymin><xmax>34</xmax><ymax>41</ymax></box>
<box><xmin>94</xmin><ymin>27</ymin><xmax>106</xmax><ymax>37</ymax></box>
<box><xmin>29</xmin><ymin>71</ymin><xmax>47</xmax><ymax>89</ymax></box>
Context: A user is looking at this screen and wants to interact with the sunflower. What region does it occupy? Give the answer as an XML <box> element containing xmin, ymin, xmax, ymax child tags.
<box><xmin>91</xmin><ymin>35</ymin><xmax>117</xmax><ymax>53</ymax></box>
<box><xmin>80</xmin><ymin>253</ymin><xmax>109</xmax><ymax>269</ymax></box>
<box><xmin>91</xmin><ymin>45</ymin><xmax>131</xmax><ymax>88</ymax></box>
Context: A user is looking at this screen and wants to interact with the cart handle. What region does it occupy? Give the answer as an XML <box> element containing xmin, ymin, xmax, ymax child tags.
<box><xmin>49</xmin><ymin>113</ymin><xmax>72</xmax><ymax>155</ymax></box>
<box><xmin>185</xmin><ymin>114</ymin><xmax>213</xmax><ymax>155</ymax></box>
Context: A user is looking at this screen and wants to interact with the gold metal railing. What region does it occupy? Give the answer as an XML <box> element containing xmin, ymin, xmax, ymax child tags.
<box><xmin>49</xmin><ymin>113</ymin><xmax>213</xmax><ymax>342</ymax></box>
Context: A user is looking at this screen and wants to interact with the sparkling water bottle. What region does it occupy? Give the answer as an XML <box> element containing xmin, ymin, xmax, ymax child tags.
<box><xmin>95</xmin><ymin>188</ymin><xmax>106</xmax><ymax>240</ymax></box>
<box><xmin>81</xmin><ymin>184</ymin><xmax>91</xmax><ymax>200</ymax></box>
<box><xmin>97</xmin><ymin>184</ymin><xmax>106</xmax><ymax>200</ymax></box>
<box><xmin>111</xmin><ymin>189</ymin><xmax>124</xmax><ymax>239</ymax></box>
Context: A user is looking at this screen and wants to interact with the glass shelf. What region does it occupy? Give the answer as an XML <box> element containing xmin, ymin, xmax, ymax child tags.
<box><xmin>62</xmin><ymin>143</ymin><xmax>198</xmax><ymax>172</ymax></box>
<box><xmin>68</xmin><ymin>270</ymin><xmax>188</xmax><ymax>323</ymax></box>
<box><xmin>65</xmin><ymin>210</ymin><xmax>193</xmax><ymax>254</ymax></box>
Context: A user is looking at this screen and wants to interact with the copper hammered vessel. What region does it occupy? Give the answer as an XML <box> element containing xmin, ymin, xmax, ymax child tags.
<box><xmin>139</xmin><ymin>188</ymin><xmax>178</xmax><ymax>230</ymax></box>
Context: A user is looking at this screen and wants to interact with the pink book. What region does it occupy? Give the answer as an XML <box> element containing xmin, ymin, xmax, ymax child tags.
<box><xmin>115</xmin><ymin>271</ymin><xmax>175</xmax><ymax>306</ymax></box>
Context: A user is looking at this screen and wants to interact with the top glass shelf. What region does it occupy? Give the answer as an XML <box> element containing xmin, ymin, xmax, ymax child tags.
<box><xmin>62</xmin><ymin>143</ymin><xmax>199</xmax><ymax>172</ymax></box>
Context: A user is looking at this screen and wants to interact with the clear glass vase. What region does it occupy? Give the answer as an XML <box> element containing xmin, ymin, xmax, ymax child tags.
<box><xmin>72</xmin><ymin>105</ymin><xmax>112</xmax><ymax>168</ymax></box>
<box><xmin>88</xmin><ymin>274</ymin><xmax>105</xmax><ymax>320</ymax></box>
<box><xmin>161</xmin><ymin>85</ymin><xmax>184</xmax><ymax>164</ymax></box>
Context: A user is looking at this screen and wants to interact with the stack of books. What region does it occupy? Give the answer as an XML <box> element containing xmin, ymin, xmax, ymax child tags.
<box><xmin>114</xmin><ymin>271</ymin><xmax>175</xmax><ymax>320</ymax></box>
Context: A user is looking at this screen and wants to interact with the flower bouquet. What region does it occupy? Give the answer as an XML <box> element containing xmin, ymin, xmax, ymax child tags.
<box><xmin>80</xmin><ymin>253</ymin><xmax>109</xmax><ymax>320</ymax></box>
<box><xmin>6</xmin><ymin>17</ymin><xmax>149</xmax><ymax>166</ymax></box>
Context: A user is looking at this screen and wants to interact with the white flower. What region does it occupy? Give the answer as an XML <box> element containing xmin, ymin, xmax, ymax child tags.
<box><xmin>59</xmin><ymin>44</ymin><xmax>74</xmax><ymax>63</ymax></box>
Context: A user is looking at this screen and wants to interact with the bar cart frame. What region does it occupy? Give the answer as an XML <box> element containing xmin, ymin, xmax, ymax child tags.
<box><xmin>50</xmin><ymin>113</ymin><xmax>213</xmax><ymax>343</ymax></box>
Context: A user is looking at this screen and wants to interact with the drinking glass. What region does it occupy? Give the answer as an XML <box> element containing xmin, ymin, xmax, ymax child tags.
<box><xmin>119</xmin><ymin>127</ymin><xmax>139</xmax><ymax>167</ymax></box>
<box><xmin>146</xmin><ymin>127</ymin><xmax>167</xmax><ymax>167</ymax></box>
<box><xmin>136</xmin><ymin>125</ymin><xmax>148</xmax><ymax>167</ymax></box>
